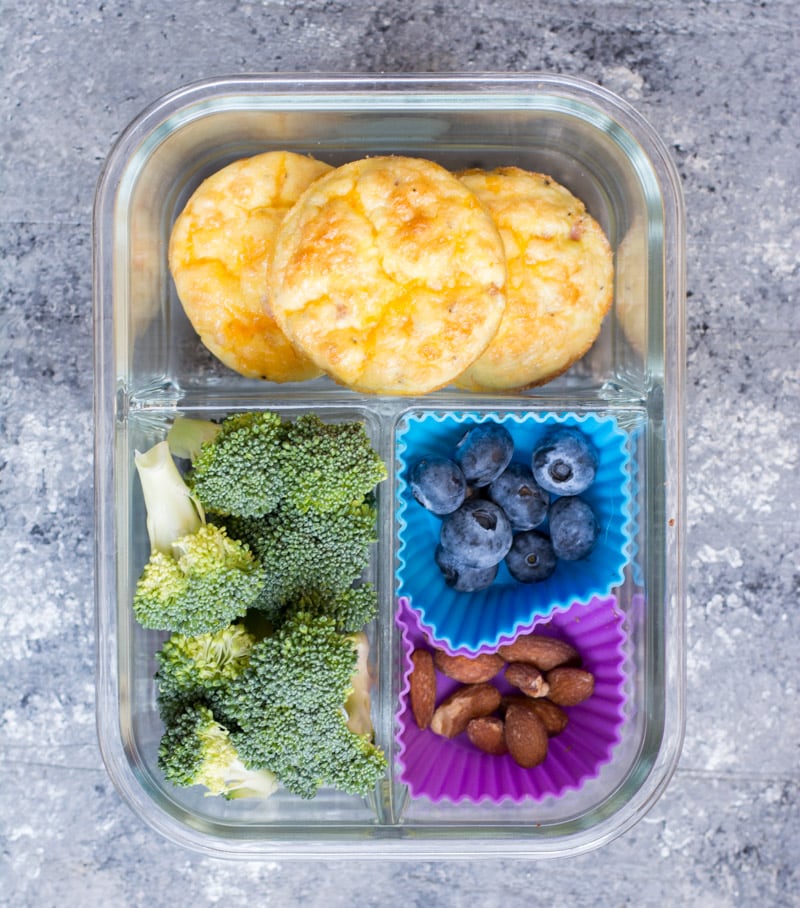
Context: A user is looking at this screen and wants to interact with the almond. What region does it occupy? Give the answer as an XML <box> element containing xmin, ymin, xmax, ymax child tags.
<box><xmin>504</xmin><ymin>662</ymin><xmax>550</xmax><ymax>698</ymax></box>
<box><xmin>430</xmin><ymin>682</ymin><xmax>502</xmax><ymax>738</ymax></box>
<box><xmin>501</xmin><ymin>695</ymin><xmax>568</xmax><ymax>736</ymax></box>
<box><xmin>503</xmin><ymin>701</ymin><xmax>549</xmax><ymax>768</ymax></box>
<box><xmin>500</xmin><ymin>694</ymin><xmax>535</xmax><ymax>712</ymax></box>
<box><xmin>433</xmin><ymin>649</ymin><xmax>505</xmax><ymax>684</ymax></box>
<box><xmin>409</xmin><ymin>649</ymin><xmax>437</xmax><ymax>729</ymax></box>
<box><xmin>497</xmin><ymin>633</ymin><xmax>580</xmax><ymax>671</ymax></box>
<box><xmin>520</xmin><ymin>698</ymin><xmax>570</xmax><ymax>737</ymax></box>
<box><xmin>466</xmin><ymin>716</ymin><xmax>508</xmax><ymax>755</ymax></box>
<box><xmin>545</xmin><ymin>667</ymin><xmax>595</xmax><ymax>706</ymax></box>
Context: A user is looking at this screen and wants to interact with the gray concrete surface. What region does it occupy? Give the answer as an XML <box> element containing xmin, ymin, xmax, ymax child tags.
<box><xmin>1</xmin><ymin>1</ymin><xmax>799</xmax><ymax>905</ymax></box>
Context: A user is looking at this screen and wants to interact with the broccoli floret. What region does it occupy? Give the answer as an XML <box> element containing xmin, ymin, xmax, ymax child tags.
<box><xmin>186</xmin><ymin>411</ymin><xmax>289</xmax><ymax>518</ymax></box>
<box><xmin>158</xmin><ymin>703</ymin><xmax>278</xmax><ymax>800</ymax></box>
<box><xmin>133</xmin><ymin>524</ymin><xmax>265</xmax><ymax>635</ymax></box>
<box><xmin>175</xmin><ymin>412</ymin><xmax>387</xmax><ymax>520</ymax></box>
<box><xmin>280</xmin><ymin>414</ymin><xmax>388</xmax><ymax>514</ymax></box>
<box><xmin>155</xmin><ymin>622</ymin><xmax>257</xmax><ymax>723</ymax></box>
<box><xmin>132</xmin><ymin>439</ymin><xmax>267</xmax><ymax>634</ymax></box>
<box><xmin>235</xmin><ymin>611</ymin><xmax>357</xmax><ymax>711</ymax></box>
<box><xmin>239</xmin><ymin>704</ymin><xmax>387</xmax><ymax>799</ymax></box>
<box><xmin>135</xmin><ymin>440</ymin><xmax>205</xmax><ymax>554</ymax></box>
<box><xmin>290</xmin><ymin>585</ymin><xmax>379</xmax><ymax>635</ymax></box>
<box><xmin>221</xmin><ymin>499</ymin><xmax>378</xmax><ymax>623</ymax></box>
<box><xmin>223</xmin><ymin>610</ymin><xmax>387</xmax><ymax>799</ymax></box>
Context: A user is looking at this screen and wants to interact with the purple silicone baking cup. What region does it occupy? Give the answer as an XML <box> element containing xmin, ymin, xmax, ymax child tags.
<box><xmin>395</xmin><ymin>410</ymin><xmax>634</xmax><ymax>655</ymax></box>
<box><xmin>395</xmin><ymin>594</ymin><xmax>628</xmax><ymax>804</ymax></box>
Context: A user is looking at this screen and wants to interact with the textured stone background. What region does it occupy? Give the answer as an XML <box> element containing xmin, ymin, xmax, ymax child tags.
<box><xmin>1</xmin><ymin>2</ymin><xmax>798</xmax><ymax>906</ymax></box>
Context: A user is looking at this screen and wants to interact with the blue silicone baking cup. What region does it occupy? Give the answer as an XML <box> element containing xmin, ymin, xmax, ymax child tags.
<box><xmin>395</xmin><ymin>410</ymin><xmax>634</xmax><ymax>654</ymax></box>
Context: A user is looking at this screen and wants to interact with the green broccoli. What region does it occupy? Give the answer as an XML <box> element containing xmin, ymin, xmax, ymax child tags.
<box><xmin>290</xmin><ymin>585</ymin><xmax>379</xmax><ymax>635</ymax></box>
<box><xmin>185</xmin><ymin>411</ymin><xmax>289</xmax><ymax>518</ymax></box>
<box><xmin>158</xmin><ymin>703</ymin><xmax>278</xmax><ymax>800</ymax></box>
<box><xmin>223</xmin><ymin>610</ymin><xmax>387</xmax><ymax>799</ymax></box>
<box><xmin>172</xmin><ymin>411</ymin><xmax>387</xmax><ymax>519</ymax></box>
<box><xmin>133</xmin><ymin>438</ymin><xmax>267</xmax><ymax>635</ymax></box>
<box><xmin>279</xmin><ymin>414</ymin><xmax>388</xmax><ymax>514</ymax></box>
<box><xmin>221</xmin><ymin>499</ymin><xmax>379</xmax><ymax>623</ymax></box>
<box><xmin>133</xmin><ymin>413</ymin><xmax>388</xmax><ymax>804</ymax></box>
<box><xmin>155</xmin><ymin>622</ymin><xmax>257</xmax><ymax>723</ymax></box>
<box><xmin>133</xmin><ymin>523</ymin><xmax>265</xmax><ymax>635</ymax></box>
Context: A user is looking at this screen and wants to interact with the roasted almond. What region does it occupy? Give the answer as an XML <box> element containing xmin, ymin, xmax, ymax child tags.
<box><xmin>466</xmin><ymin>716</ymin><xmax>508</xmax><ymax>755</ymax></box>
<box><xmin>500</xmin><ymin>694</ymin><xmax>535</xmax><ymax>712</ymax></box>
<box><xmin>545</xmin><ymin>667</ymin><xmax>595</xmax><ymax>706</ymax></box>
<box><xmin>520</xmin><ymin>698</ymin><xmax>570</xmax><ymax>736</ymax></box>
<box><xmin>503</xmin><ymin>701</ymin><xmax>549</xmax><ymax>768</ymax></box>
<box><xmin>409</xmin><ymin>649</ymin><xmax>437</xmax><ymax>729</ymax></box>
<box><xmin>430</xmin><ymin>682</ymin><xmax>502</xmax><ymax>738</ymax></box>
<box><xmin>500</xmin><ymin>695</ymin><xmax>569</xmax><ymax>737</ymax></box>
<box><xmin>433</xmin><ymin>649</ymin><xmax>505</xmax><ymax>684</ymax></box>
<box><xmin>504</xmin><ymin>662</ymin><xmax>550</xmax><ymax>698</ymax></box>
<box><xmin>497</xmin><ymin>633</ymin><xmax>580</xmax><ymax>671</ymax></box>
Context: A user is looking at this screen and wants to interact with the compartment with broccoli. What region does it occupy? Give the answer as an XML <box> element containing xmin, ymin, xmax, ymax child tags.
<box><xmin>132</xmin><ymin>410</ymin><xmax>388</xmax><ymax>802</ymax></box>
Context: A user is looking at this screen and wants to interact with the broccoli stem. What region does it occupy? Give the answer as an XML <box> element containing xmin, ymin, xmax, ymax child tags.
<box><xmin>345</xmin><ymin>631</ymin><xmax>374</xmax><ymax>738</ymax></box>
<box><xmin>219</xmin><ymin>756</ymin><xmax>279</xmax><ymax>800</ymax></box>
<box><xmin>135</xmin><ymin>440</ymin><xmax>205</xmax><ymax>554</ymax></box>
<box><xmin>167</xmin><ymin>417</ymin><xmax>222</xmax><ymax>463</ymax></box>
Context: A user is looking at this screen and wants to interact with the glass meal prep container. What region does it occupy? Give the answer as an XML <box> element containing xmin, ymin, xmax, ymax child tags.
<box><xmin>93</xmin><ymin>73</ymin><xmax>686</xmax><ymax>859</ymax></box>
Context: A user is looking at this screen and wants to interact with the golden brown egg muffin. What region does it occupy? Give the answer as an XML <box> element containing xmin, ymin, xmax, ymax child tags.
<box><xmin>168</xmin><ymin>151</ymin><xmax>331</xmax><ymax>382</ymax></box>
<box><xmin>268</xmin><ymin>155</ymin><xmax>507</xmax><ymax>395</ymax></box>
<box><xmin>454</xmin><ymin>167</ymin><xmax>614</xmax><ymax>392</ymax></box>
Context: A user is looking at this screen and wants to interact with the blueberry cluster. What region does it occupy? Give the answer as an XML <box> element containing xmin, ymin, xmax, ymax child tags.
<box><xmin>409</xmin><ymin>422</ymin><xmax>601</xmax><ymax>592</ymax></box>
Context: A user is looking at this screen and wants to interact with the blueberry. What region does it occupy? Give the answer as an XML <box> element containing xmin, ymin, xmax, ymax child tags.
<box><xmin>409</xmin><ymin>455</ymin><xmax>467</xmax><ymax>515</ymax></box>
<box><xmin>439</xmin><ymin>499</ymin><xmax>513</xmax><ymax>568</ymax></box>
<box><xmin>531</xmin><ymin>427</ymin><xmax>598</xmax><ymax>496</ymax></box>
<box><xmin>488</xmin><ymin>462</ymin><xmax>549</xmax><ymax>530</ymax></box>
<box><xmin>435</xmin><ymin>544</ymin><xmax>498</xmax><ymax>592</ymax></box>
<box><xmin>548</xmin><ymin>496</ymin><xmax>599</xmax><ymax>560</ymax></box>
<box><xmin>504</xmin><ymin>530</ymin><xmax>558</xmax><ymax>583</ymax></box>
<box><xmin>453</xmin><ymin>422</ymin><xmax>514</xmax><ymax>488</ymax></box>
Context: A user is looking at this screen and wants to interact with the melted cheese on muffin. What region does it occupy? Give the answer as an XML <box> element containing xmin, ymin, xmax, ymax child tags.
<box><xmin>268</xmin><ymin>155</ymin><xmax>507</xmax><ymax>395</ymax></box>
<box><xmin>168</xmin><ymin>151</ymin><xmax>330</xmax><ymax>382</ymax></box>
<box><xmin>454</xmin><ymin>166</ymin><xmax>613</xmax><ymax>391</ymax></box>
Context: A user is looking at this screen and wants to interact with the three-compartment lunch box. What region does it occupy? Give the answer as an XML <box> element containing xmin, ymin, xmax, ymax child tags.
<box><xmin>93</xmin><ymin>73</ymin><xmax>685</xmax><ymax>859</ymax></box>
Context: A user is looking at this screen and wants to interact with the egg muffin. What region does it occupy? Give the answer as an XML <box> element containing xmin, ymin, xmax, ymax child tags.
<box><xmin>168</xmin><ymin>151</ymin><xmax>331</xmax><ymax>382</ymax></box>
<box><xmin>268</xmin><ymin>155</ymin><xmax>507</xmax><ymax>395</ymax></box>
<box><xmin>454</xmin><ymin>167</ymin><xmax>614</xmax><ymax>392</ymax></box>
